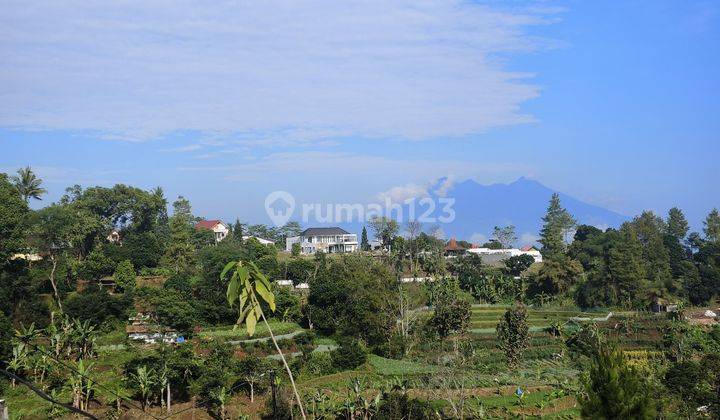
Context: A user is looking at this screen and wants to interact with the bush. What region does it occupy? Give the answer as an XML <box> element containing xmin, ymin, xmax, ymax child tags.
<box><xmin>331</xmin><ymin>338</ymin><xmax>368</xmax><ymax>370</ymax></box>
<box><xmin>0</xmin><ymin>312</ymin><xmax>12</xmax><ymax>361</ymax></box>
<box><xmin>376</xmin><ymin>391</ymin><xmax>436</xmax><ymax>420</ymax></box>
<box><xmin>580</xmin><ymin>343</ymin><xmax>656</xmax><ymax>419</ymax></box>
<box><xmin>428</xmin><ymin>277</ymin><xmax>471</xmax><ymax>337</ymax></box>
<box><xmin>376</xmin><ymin>333</ymin><xmax>407</xmax><ymax>360</ymax></box>
<box><xmin>163</xmin><ymin>273</ymin><xmax>194</xmax><ymax>297</ymax></box>
<box><xmin>64</xmin><ymin>286</ymin><xmax>132</xmax><ymax>328</ymax></box>
<box><xmin>273</xmin><ymin>287</ymin><xmax>302</xmax><ymax>323</ymax></box>
<box><xmin>113</xmin><ymin>260</ymin><xmax>136</xmax><ymax>292</ymax></box>
<box><xmin>299</xmin><ymin>352</ymin><xmax>335</xmax><ymax>377</ymax></box>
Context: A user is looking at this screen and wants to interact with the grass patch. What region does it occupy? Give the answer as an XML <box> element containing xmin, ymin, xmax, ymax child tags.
<box><xmin>199</xmin><ymin>321</ymin><xmax>303</xmax><ymax>340</ymax></box>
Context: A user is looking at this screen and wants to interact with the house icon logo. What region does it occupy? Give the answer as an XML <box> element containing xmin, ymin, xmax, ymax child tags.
<box><xmin>265</xmin><ymin>191</ymin><xmax>295</xmax><ymax>226</ymax></box>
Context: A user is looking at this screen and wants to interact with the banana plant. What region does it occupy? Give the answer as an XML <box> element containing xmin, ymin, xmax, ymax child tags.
<box><xmin>130</xmin><ymin>366</ymin><xmax>156</xmax><ymax>411</ymax></box>
<box><xmin>69</xmin><ymin>359</ymin><xmax>95</xmax><ymax>411</ymax></box>
<box><xmin>211</xmin><ymin>386</ymin><xmax>229</xmax><ymax>420</ymax></box>
<box><xmin>223</xmin><ymin>260</ymin><xmax>306</xmax><ymax>419</ymax></box>
<box><xmin>7</xmin><ymin>343</ymin><xmax>29</xmax><ymax>387</ymax></box>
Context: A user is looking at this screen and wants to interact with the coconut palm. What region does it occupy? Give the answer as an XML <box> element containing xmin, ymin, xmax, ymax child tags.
<box><xmin>224</xmin><ymin>260</ymin><xmax>306</xmax><ymax>419</ymax></box>
<box><xmin>11</xmin><ymin>166</ymin><xmax>47</xmax><ymax>203</ymax></box>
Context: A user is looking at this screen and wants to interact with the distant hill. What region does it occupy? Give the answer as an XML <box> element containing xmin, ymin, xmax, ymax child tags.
<box><xmin>332</xmin><ymin>177</ymin><xmax>628</xmax><ymax>246</ymax></box>
<box><xmin>425</xmin><ymin>177</ymin><xmax>628</xmax><ymax>245</ymax></box>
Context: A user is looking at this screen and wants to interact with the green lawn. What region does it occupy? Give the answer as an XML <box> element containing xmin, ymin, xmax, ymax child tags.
<box><xmin>198</xmin><ymin>320</ymin><xmax>303</xmax><ymax>340</ymax></box>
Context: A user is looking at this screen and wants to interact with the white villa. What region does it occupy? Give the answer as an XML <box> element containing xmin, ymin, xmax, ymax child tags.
<box><xmin>286</xmin><ymin>227</ymin><xmax>358</xmax><ymax>254</ymax></box>
<box><xmin>466</xmin><ymin>245</ymin><xmax>543</xmax><ymax>263</ymax></box>
<box><xmin>194</xmin><ymin>220</ymin><xmax>229</xmax><ymax>242</ymax></box>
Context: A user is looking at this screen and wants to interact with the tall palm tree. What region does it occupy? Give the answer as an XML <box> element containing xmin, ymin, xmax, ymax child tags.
<box><xmin>11</xmin><ymin>166</ymin><xmax>47</xmax><ymax>203</ymax></box>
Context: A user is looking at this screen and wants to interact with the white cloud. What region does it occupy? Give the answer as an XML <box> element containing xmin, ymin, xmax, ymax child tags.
<box><xmin>377</xmin><ymin>183</ymin><xmax>429</xmax><ymax>203</ymax></box>
<box><xmin>159</xmin><ymin>144</ymin><xmax>203</xmax><ymax>153</ymax></box>
<box><xmin>0</xmin><ymin>1</ymin><xmax>558</xmax><ymax>142</ymax></box>
<box><xmin>181</xmin><ymin>151</ymin><xmax>531</xmax><ymax>186</ymax></box>
<box><xmin>432</xmin><ymin>177</ymin><xmax>457</xmax><ymax>197</ymax></box>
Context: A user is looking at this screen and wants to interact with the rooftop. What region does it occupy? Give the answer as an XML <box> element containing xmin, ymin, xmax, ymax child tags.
<box><xmin>195</xmin><ymin>219</ymin><xmax>224</xmax><ymax>230</ymax></box>
<box><xmin>301</xmin><ymin>227</ymin><xmax>350</xmax><ymax>236</ymax></box>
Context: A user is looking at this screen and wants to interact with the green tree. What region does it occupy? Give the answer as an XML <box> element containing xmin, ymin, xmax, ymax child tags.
<box><xmin>630</xmin><ymin>212</ymin><xmax>673</xmax><ymax>295</ymax></box>
<box><xmin>0</xmin><ymin>173</ymin><xmax>28</xmax><ymax>270</ymax></box>
<box><xmin>605</xmin><ymin>226</ymin><xmax>647</xmax><ymax>306</ymax></box>
<box><xmin>369</xmin><ymin>216</ymin><xmax>399</xmax><ymax>251</ymax></box>
<box><xmin>429</xmin><ymin>277</ymin><xmax>471</xmax><ymax>338</ymax></box>
<box><xmin>580</xmin><ymin>343</ymin><xmax>656</xmax><ymax>419</ymax></box>
<box><xmin>505</xmin><ymin>254</ymin><xmax>535</xmax><ymax>276</ymax></box>
<box><xmin>113</xmin><ymin>260</ymin><xmax>136</xmax><ymax>292</ymax></box>
<box><xmin>291</xmin><ymin>242</ymin><xmax>301</xmax><ymax>257</ymax></box>
<box><xmin>667</xmin><ymin>207</ymin><xmax>689</xmax><ymax>240</ymax></box>
<box><xmin>493</xmin><ymin>225</ymin><xmax>517</xmax><ymax>249</ymax></box>
<box><xmin>705</xmin><ymin>208</ymin><xmax>720</xmax><ymax>242</ymax></box>
<box><xmin>529</xmin><ymin>258</ymin><xmax>583</xmax><ymax>298</ymax></box>
<box><xmin>30</xmin><ymin>204</ymin><xmax>93</xmax><ymax>310</ymax></box>
<box><xmin>237</xmin><ymin>356</ymin><xmax>268</xmax><ymax>402</ymax></box>
<box><xmin>224</xmin><ymin>260</ymin><xmax>306</xmax><ymax>419</ymax></box>
<box><xmin>361</xmin><ymin>226</ymin><xmax>370</xmax><ymax>251</ymax></box>
<box><xmin>496</xmin><ymin>305</ymin><xmax>530</xmax><ymax>368</ymax></box>
<box><xmin>161</xmin><ymin>196</ymin><xmax>196</xmax><ymax>273</ymax></box>
<box><xmin>11</xmin><ymin>166</ymin><xmax>47</xmax><ymax>203</ymax></box>
<box><xmin>307</xmin><ymin>255</ymin><xmax>397</xmax><ymax>347</ymax></box>
<box><xmin>232</xmin><ymin>219</ymin><xmax>244</xmax><ymax>243</ymax></box>
<box><xmin>539</xmin><ymin>193</ymin><xmax>576</xmax><ymax>260</ymax></box>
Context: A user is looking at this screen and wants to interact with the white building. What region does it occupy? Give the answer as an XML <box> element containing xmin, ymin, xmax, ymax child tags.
<box><xmin>466</xmin><ymin>245</ymin><xmax>543</xmax><ymax>263</ymax></box>
<box><xmin>286</xmin><ymin>227</ymin><xmax>358</xmax><ymax>254</ymax></box>
<box><xmin>243</xmin><ymin>235</ymin><xmax>275</xmax><ymax>245</ymax></box>
<box><xmin>194</xmin><ymin>220</ymin><xmax>229</xmax><ymax>242</ymax></box>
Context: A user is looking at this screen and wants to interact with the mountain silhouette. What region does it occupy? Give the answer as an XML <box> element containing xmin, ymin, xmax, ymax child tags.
<box><xmin>327</xmin><ymin>177</ymin><xmax>628</xmax><ymax>246</ymax></box>
<box><xmin>424</xmin><ymin>177</ymin><xmax>627</xmax><ymax>244</ymax></box>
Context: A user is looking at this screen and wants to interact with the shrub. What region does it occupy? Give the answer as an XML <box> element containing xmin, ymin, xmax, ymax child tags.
<box><xmin>429</xmin><ymin>277</ymin><xmax>471</xmax><ymax>337</ymax></box>
<box><xmin>580</xmin><ymin>343</ymin><xmax>656</xmax><ymax>419</ymax></box>
<box><xmin>299</xmin><ymin>352</ymin><xmax>335</xmax><ymax>377</ymax></box>
<box><xmin>113</xmin><ymin>260</ymin><xmax>136</xmax><ymax>292</ymax></box>
<box><xmin>376</xmin><ymin>391</ymin><xmax>436</xmax><ymax>420</ymax></box>
<box><xmin>496</xmin><ymin>304</ymin><xmax>530</xmax><ymax>367</ymax></box>
<box><xmin>376</xmin><ymin>333</ymin><xmax>408</xmax><ymax>360</ymax></box>
<box><xmin>64</xmin><ymin>286</ymin><xmax>132</xmax><ymax>328</ymax></box>
<box><xmin>331</xmin><ymin>338</ymin><xmax>368</xmax><ymax>370</ymax></box>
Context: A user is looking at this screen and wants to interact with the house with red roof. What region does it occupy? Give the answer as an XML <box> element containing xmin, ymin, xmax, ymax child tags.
<box><xmin>444</xmin><ymin>238</ymin><xmax>467</xmax><ymax>257</ymax></box>
<box><xmin>195</xmin><ymin>219</ymin><xmax>229</xmax><ymax>242</ymax></box>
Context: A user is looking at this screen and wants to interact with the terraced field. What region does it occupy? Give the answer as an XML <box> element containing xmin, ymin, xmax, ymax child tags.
<box><xmin>469</xmin><ymin>305</ymin><xmax>611</xmax><ymax>333</ymax></box>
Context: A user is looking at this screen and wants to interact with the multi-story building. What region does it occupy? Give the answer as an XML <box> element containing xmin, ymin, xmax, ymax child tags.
<box><xmin>286</xmin><ymin>227</ymin><xmax>358</xmax><ymax>254</ymax></box>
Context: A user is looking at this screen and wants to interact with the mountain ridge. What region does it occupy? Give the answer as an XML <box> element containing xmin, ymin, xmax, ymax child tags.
<box><xmin>333</xmin><ymin>177</ymin><xmax>628</xmax><ymax>246</ymax></box>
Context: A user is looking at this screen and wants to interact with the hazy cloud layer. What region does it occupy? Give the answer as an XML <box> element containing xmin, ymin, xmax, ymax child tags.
<box><xmin>1</xmin><ymin>1</ymin><xmax>557</xmax><ymax>142</ymax></box>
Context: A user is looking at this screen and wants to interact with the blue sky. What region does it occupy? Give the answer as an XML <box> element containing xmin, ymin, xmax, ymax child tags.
<box><xmin>1</xmin><ymin>0</ymin><xmax>718</xmax><ymax>231</ymax></box>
